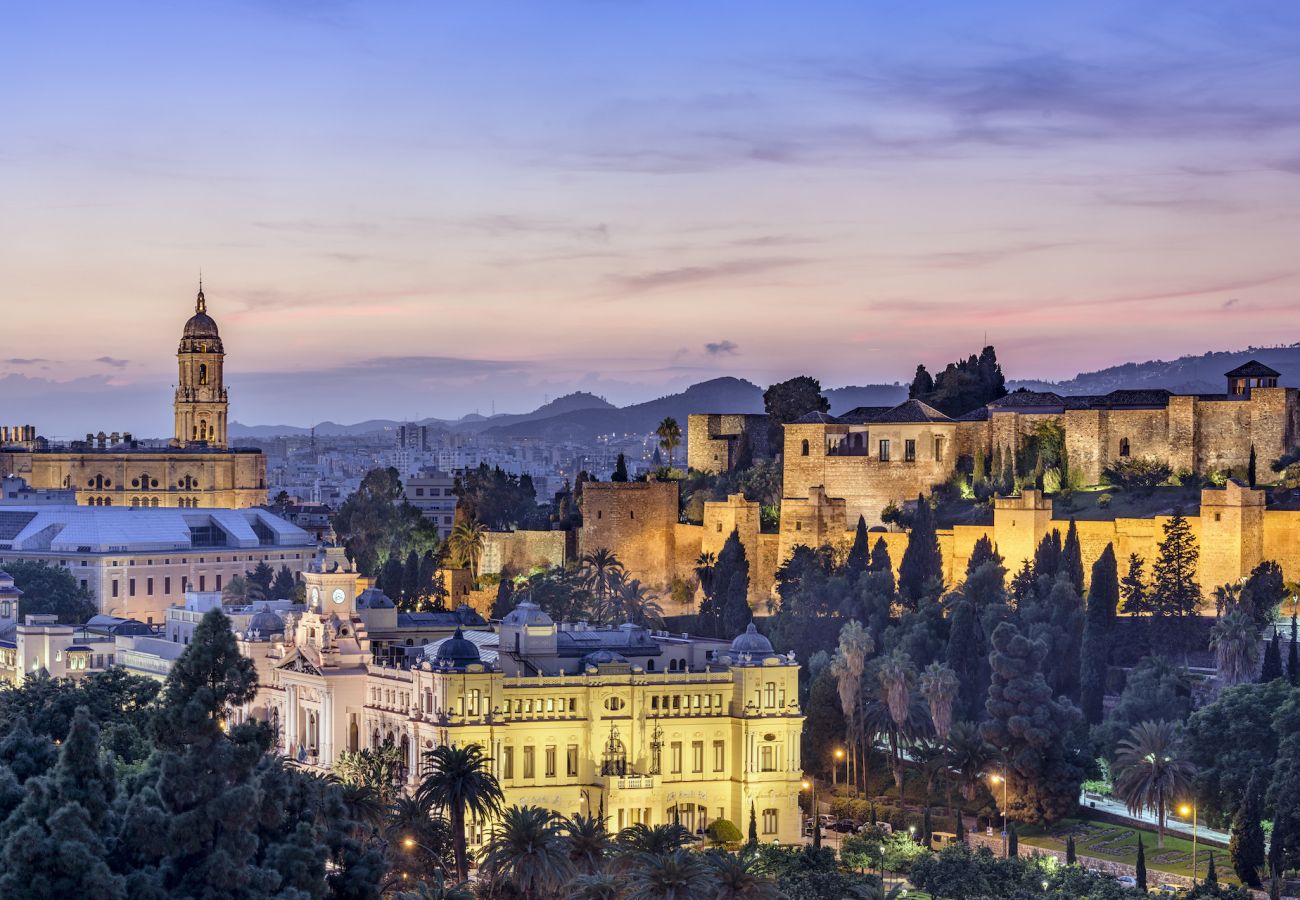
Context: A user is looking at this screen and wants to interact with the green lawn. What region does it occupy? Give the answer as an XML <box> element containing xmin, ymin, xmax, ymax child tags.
<box><xmin>1051</xmin><ymin>485</ymin><xmax>1202</xmax><ymax>521</ymax></box>
<box><xmin>1016</xmin><ymin>817</ymin><xmax>1232</xmax><ymax>883</ymax></box>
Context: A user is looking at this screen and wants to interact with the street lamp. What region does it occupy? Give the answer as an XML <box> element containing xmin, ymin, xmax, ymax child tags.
<box><xmin>802</xmin><ymin>778</ymin><xmax>820</xmax><ymax>847</ymax></box>
<box><xmin>989</xmin><ymin>772</ymin><xmax>1009</xmax><ymax>857</ymax></box>
<box><xmin>1179</xmin><ymin>801</ymin><xmax>1198</xmax><ymax>884</ymax></box>
<box><xmin>834</xmin><ymin>747</ymin><xmax>845</xmax><ymax>787</ymax></box>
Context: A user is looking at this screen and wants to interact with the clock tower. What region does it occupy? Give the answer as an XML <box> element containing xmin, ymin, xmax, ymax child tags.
<box><xmin>174</xmin><ymin>280</ymin><xmax>229</xmax><ymax>449</ymax></box>
<box><xmin>302</xmin><ymin>546</ymin><xmax>359</xmax><ymax>616</ymax></box>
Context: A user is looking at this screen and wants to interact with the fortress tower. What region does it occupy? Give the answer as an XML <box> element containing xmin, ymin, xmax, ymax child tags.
<box><xmin>173</xmin><ymin>281</ymin><xmax>229</xmax><ymax>448</ymax></box>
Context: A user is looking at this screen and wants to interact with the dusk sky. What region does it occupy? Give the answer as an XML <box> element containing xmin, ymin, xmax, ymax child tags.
<box><xmin>5</xmin><ymin>1</ymin><xmax>1300</xmax><ymax>436</ymax></box>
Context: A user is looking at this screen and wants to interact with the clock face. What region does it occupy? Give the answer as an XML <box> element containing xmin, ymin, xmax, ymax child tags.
<box><xmin>310</xmin><ymin>587</ymin><xmax>320</xmax><ymax>605</ymax></box>
<box><xmin>332</xmin><ymin>588</ymin><xmax>346</xmax><ymax>605</ymax></box>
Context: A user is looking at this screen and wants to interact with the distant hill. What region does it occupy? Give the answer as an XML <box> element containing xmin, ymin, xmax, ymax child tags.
<box><xmin>230</xmin><ymin>345</ymin><xmax>1300</xmax><ymax>439</ymax></box>
<box><xmin>480</xmin><ymin>377</ymin><xmax>764</xmax><ymax>441</ymax></box>
<box><xmin>1009</xmin><ymin>344</ymin><xmax>1300</xmax><ymax>396</ymax></box>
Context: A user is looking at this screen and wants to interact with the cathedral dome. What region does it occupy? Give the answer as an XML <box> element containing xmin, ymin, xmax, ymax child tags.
<box><xmin>433</xmin><ymin>627</ymin><xmax>481</xmax><ymax>668</ymax></box>
<box><xmin>246</xmin><ymin>607</ymin><xmax>286</xmax><ymax>640</ymax></box>
<box><xmin>182</xmin><ymin>286</ymin><xmax>221</xmax><ymax>339</ymax></box>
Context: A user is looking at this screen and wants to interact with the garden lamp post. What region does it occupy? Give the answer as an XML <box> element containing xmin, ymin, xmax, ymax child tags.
<box><xmin>989</xmin><ymin>772</ymin><xmax>1009</xmax><ymax>857</ymax></box>
<box><xmin>1179</xmin><ymin>801</ymin><xmax>1198</xmax><ymax>884</ymax></box>
<box><xmin>802</xmin><ymin>778</ymin><xmax>820</xmax><ymax>847</ymax></box>
<box><xmin>834</xmin><ymin>747</ymin><xmax>845</xmax><ymax>787</ymax></box>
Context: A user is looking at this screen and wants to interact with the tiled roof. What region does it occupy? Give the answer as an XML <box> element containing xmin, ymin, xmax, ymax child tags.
<box><xmin>869</xmin><ymin>399</ymin><xmax>952</xmax><ymax>423</ymax></box>
<box><xmin>987</xmin><ymin>391</ymin><xmax>1067</xmax><ymax>410</ymax></box>
<box><xmin>838</xmin><ymin>406</ymin><xmax>891</xmax><ymax>424</ymax></box>
<box><xmin>790</xmin><ymin>411</ymin><xmax>839</xmax><ymax>425</ymax></box>
<box><xmin>1225</xmin><ymin>360</ymin><xmax>1281</xmax><ymax>378</ymax></box>
<box><xmin>1101</xmin><ymin>389</ymin><xmax>1173</xmax><ymax>408</ymax></box>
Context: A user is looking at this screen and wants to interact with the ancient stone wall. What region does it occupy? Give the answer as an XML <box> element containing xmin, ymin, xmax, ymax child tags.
<box><xmin>480</xmin><ymin>530</ymin><xmax>567</xmax><ymax>577</ymax></box>
<box><xmin>686</xmin><ymin>413</ymin><xmax>769</xmax><ymax>474</ymax></box>
<box><xmin>578</xmin><ymin>480</ymin><xmax>680</xmax><ymax>592</ymax></box>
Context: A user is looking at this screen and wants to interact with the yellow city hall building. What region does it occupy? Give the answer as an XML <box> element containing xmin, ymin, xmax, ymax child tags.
<box><xmin>236</xmin><ymin>548</ymin><xmax>805</xmax><ymax>846</ymax></box>
<box><xmin>0</xmin><ymin>283</ymin><xmax>267</xmax><ymax>509</ymax></box>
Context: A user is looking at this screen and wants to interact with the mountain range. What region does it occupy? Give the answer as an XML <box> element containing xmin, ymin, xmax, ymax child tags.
<box><xmin>227</xmin><ymin>344</ymin><xmax>1300</xmax><ymax>441</ymax></box>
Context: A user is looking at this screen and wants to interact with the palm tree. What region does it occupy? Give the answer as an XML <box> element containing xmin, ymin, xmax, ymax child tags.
<box><xmin>944</xmin><ymin>721</ymin><xmax>995</xmax><ymax>810</ymax></box>
<box><xmin>581</xmin><ymin>548</ymin><xmax>626</xmax><ymax>621</ymax></box>
<box><xmin>1209</xmin><ymin>608</ymin><xmax>1260</xmax><ymax>685</ymax></box>
<box><xmin>622</xmin><ymin>848</ymin><xmax>715</xmax><ymax>900</ymax></box>
<box><xmin>222</xmin><ymin>574</ymin><xmax>264</xmax><ymax>605</ymax></box>
<box><xmin>417</xmin><ymin>744</ymin><xmax>504</xmax><ymax>882</ymax></box>
<box><xmin>391</xmin><ymin>872</ymin><xmax>475</xmax><ymax>900</ymax></box>
<box><xmin>919</xmin><ymin>661</ymin><xmax>960</xmax><ymax>740</ymax></box>
<box><xmin>704</xmin><ymin>850</ymin><xmax>779</xmax><ymax>899</ymax></box>
<box><xmin>615</xmin><ymin>577</ymin><xmax>665</xmax><ymax>628</ymax></box>
<box><xmin>833</xmin><ymin>620</ymin><xmax>874</xmax><ymax>792</ymax></box>
<box><xmin>656</xmin><ymin>417</ymin><xmax>682</xmax><ymax>469</ymax></box>
<box><xmin>863</xmin><ymin>657</ymin><xmax>930</xmax><ymax>801</ymax></box>
<box><xmin>878</xmin><ymin>648</ymin><xmax>916</xmax><ymax>729</ymax></box>
<box><xmin>447</xmin><ymin>520</ymin><xmax>487</xmax><ymax>576</ymax></box>
<box><xmin>1112</xmin><ymin>720</ymin><xmax>1194</xmax><ymax>848</ymax></box>
<box><xmin>569</xmin><ymin>873</ymin><xmax>624</xmax><ymax>900</ymax></box>
<box><xmin>694</xmin><ymin>551</ymin><xmax>717</xmax><ymax>599</ymax></box>
<box><xmin>613</xmin><ymin>823</ymin><xmax>694</xmax><ymax>868</ymax></box>
<box><xmin>1212</xmin><ymin>581</ymin><xmax>1243</xmax><ymax>617</ymax></box>
<box><xmin>562</xmin><ymin>812</ymin><xmax>611</xmax><ymax>877</ymax></box>
<box><xmin>480</xmin><ymin>804</ymin><xmax>574</xmax><ymax>899</ymax></box>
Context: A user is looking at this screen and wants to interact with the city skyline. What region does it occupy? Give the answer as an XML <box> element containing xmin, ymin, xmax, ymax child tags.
<box><xmin>7</xmin><ymin>1</ymin><xmax>1300</xmax><ymax>434</ymax></box>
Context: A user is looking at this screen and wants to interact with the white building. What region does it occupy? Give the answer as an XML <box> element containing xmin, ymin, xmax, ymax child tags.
<box><xmin>0</xmin><ymin>505</ymin><xmax>316</xmax><ymax>622</ymax></box>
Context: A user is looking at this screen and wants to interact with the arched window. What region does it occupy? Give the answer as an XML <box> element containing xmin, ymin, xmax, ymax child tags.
<box><xmin>800</xmin><ymin>439</ymin><xmax>810</xmax><ymax>456</ymax></box>
<box><xmin>198</xmin><ymin>364</ymin><xmax>208</xmax><ymax>385</ymax></box>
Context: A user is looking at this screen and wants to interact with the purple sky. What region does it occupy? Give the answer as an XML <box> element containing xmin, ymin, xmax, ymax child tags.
<box><xmin>4</xmin><ymin>1</ymin><xmax>1300</xmax><ymax>436</ymax></box>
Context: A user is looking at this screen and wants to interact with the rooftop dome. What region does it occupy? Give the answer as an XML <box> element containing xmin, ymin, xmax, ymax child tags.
<box><xmin>501</xmin><ymin>600</ymin><xmax>554</xmax><ymax>628</ymax></box>
<box><xmin>583</xmin><ymin>649</ymin><xmax>628</xmax><ymax>666</ymax></box>
<box><xmin>434</xmin><ymin>627</ymin><xmax>481</xmax><ymax>667</ymax></box>
<box><xmin>247</xmin><ymin>607</ymin><xmax>286</xmax><ymax>639</ymax></box>
<box><xmin>729</xmin><ymin>622</ymin><xmax>774</xmax><ymax>657</ymax></box>
<box><xmin>182</xmin><ymin>285</ymin><xmax>222</xmax><ymax>339</ymax></box>
<box><xmin>356</xmin><ymin>587</ymin><xmax>395</xmax><ymax>609</ymax></box>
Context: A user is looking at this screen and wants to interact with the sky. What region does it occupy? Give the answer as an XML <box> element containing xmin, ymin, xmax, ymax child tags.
<box><xmin>4</xmin><ymin>0</ymin><xmax>1300</xmax><ymax>436</ymax></box>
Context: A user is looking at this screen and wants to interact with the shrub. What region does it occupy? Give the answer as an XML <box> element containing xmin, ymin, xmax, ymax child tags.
<box><xmin>705</xmin><ymin>818</ymin><xmax>742</xmax><ymax>846</ymax></box>
<box><xmin>1102</xmin><ymin>457</ymin><xmax>1172</xmax><ymax>494</ymax></box>
<box><xmin>1097</xmin><ymin>493</ymin><xmax>1112</xmax><ymax>509</ymax></box>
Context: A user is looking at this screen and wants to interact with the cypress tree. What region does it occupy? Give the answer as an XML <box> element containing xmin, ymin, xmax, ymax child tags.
<box><xmin>965</xmin><ymin>535</ymin><xmax>1001</xmax><ymax>581</ymax></box>
<box><xmin>1136</xmin><ymin>836</ymin><xmax>1147</xmax><ymax>890</ymax></box>
<box><xmin>923</xmin><ymin>806</ymin><xmax>933</xmax><ymax>846</ymax></box>
<box><xmin>870</xmin><ymin>802</ymin><xmax>877</xmax><ymax>826</ymax></box>
<box><xmin>1066</xmin><ymin>834</ymin><xmax>1076</xmax><ymax>865</ymax></box>
<box><xmin>899</xmin><ymin>495</ymin><xmax>942</xmax><ymax>606</ymax></box>
<box><xmin>1261</xmin><ymin>632</ymin><xmax>1284</xmax><ymax>682</ymax></box>
<box><xmin>270</xmin><ymin>565</ymin><xmax>297</xmax><ymax>601</ymax></box>
<box><xmin>378</xmin><ymin>554</ymin><xmax>404</xmax><ymax>599</ymax></box>
<box><xmin>1119</xmin><ymin>553</ymin><xmax>1150</xmax><ymax>615</ymax></box>
<box><xmin>1080</xmin><ymin>544</ymin><xmax>1118</xmax><ymax>725</ymax></box>
<box><xmin>417</xmin><ymin>550</ymin><xmax>437</xmax><ymax>607</ymax></box>
<box><xmin>401</xmin><ymin>549</ymin><xmax>421</xmax><ymax>604</ymax></box>
<box><xmin>955</xmin><ymin>811</ymin><xmax>965</xmax><ymax>843</ymax></box>
<box><xmin>612</xmin><ymin>453</ymin><xmax>628</xmax><ymax>482</ymax></box>
<box><xmin>1206</xmin><ymin>852</ymin><xmax>1218</xmax><ymax>887</ymax></box>
<box><xmin>747</xmin><ymin>801</ymin><xmax>758</xmax><ymax>850</ymax></box>
<box><xmin>1249</xmin><ymin>445</ymin><xmax>1257</xmax><ymax>488</ymax></box>
<box><xmin>1007</xmin><ymin>824</ymin><xmax>1018</xmax><ymax>858</ymax></box>
<box><xmin>946</xmin><ymin>599</ymin><xmax>986</xmax><ymax>723</ymax></box>
<box><xmin>845</xmin><ymin>515</ymin><xmax>870</xmax><ymax>579</ymax></box>
<box><xmin>1230</xmin><ymin>772</ymin><xmax>1265</xmax><ymax>888</ymax></box>
<box><xmin>1290</xmin><ymin>615</ymin><xmax>1299</xmax><ymax>686</ymax></box>
<box><xmin>869</xmin><ymin>537</ymin><xmax>892</xmax><ymax>574</ymax></box>
<box><xmin>1033</xmin><ymin>529</ymin><xmax>1062</xmax><ymax>581</ymax></box>
<box><xmin>1150</xmin><ymin>512</ymin><xmax>1200</xmax><ymax>621</ymax></box>
<box><xmin>974</xmin><ymin>445</ymin><xmax>987</xmax><ymax>487</ymax></box>
<box><xmin>1061</xmin><ymin>520</ymin><xmax>1084</xmax><ymax>593</ymax></box>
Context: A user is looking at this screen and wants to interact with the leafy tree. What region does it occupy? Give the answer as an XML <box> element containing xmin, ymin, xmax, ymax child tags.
<box><xmin>1243</xmin><ymin>560</ymin><xmax>1285</xmax><ymax>629</ymax></box>
<box><xmin>612</xmin><ymin>453</ymin><xmax>628</xmax><ymax>482</ymax></box>
<box><xmin>270</xmin><ymin>565</ymin><xmax>298</xmax><ymax>602</ymax></box>
<box><xmin>1290</xmin><ymin>615</ymin><xmax>1299</xmax><ymax>685</ymax></box>
<box><xmin>945</xmin><ymin>599</ymin><xmax>987</xmax><ymax>724</ymax></box>
<box><xmin>5</xmin><ymin>560</ymin><xmax>96</xmax><ymax>623</ymax></box>
<box><xmin>452</xmin><ymin>463</ymin><xmax>541</xmax><ymax>530</ymax></box>
<box><xmin>1033</xmin><ymin>530</ymin><xmax>1062</xmax><ymax>581</ymax></box>
<box><xmin>417</xmin><ymin>744</ymin><xmax>504</xmax><ymax>882</ymax></box>
<box><xmin>1265</xmin><ymin>689</ymin><xmax>1300</xmax><ymax>875</ymax></box>
<box><xmin>898</xmin><ymin>496</ymin><xmax>942</xmax><ymax>606</ymax></box>
<box><xmin>334</xmin><ymin>467</ymin><xmax>436</xmax><ymax>575</ymax></box>
<box><xmin>1119</xmin><ymin>554</ymin><xmax>1149</xmax><ymax>614</ymax></box>
<box><xmin>1230</xmin><ymin>772</ymin><xmax>1265</xmax><ymax>888</ymax></box>
<box><xmin>401</xmin><ymin>549</ymin><xmax>422</xmax><ymax>604</ymax></box>
<box><xmin>908</xmin><ymin>346</ymin><xmax>1007</xmax><ymax>417</ymax></box>
<box><xmin>1112</xmin><ymin>721</ymin><xmax>1193</xmax><ymax>847</ymax></box>
<box><xmin>981</xmin><ymin>621</ymin><xmax>1087</xmax><ymax>824</ymax></box>
<box><xmin>763</xmin><ymin>375</ymin><xmax>829</xmax><ymax>447</ymax></box>
<box><xmin>1080</xmin><ymin>545</ymin><xmax>1118</xmax><ymax>725</ymax></box>
<box><xmin>1150</xmin><ymin>513</ymin><xmax>1201</xmax><ymax>648</ymax></box>
<box><xmin>1185</xmin><ymin>679</ymin><xmax>1291</xmax><ymax>827</ymax></box>
<box><xmin>1103</xmin><ymin>457</ymin><xmax>1173</xmax><ymax>495</ymax></box>
<box><xmin>700</xmin><ymin>530</ymin><xmax>749</xmax><ymax>637</ymax></box>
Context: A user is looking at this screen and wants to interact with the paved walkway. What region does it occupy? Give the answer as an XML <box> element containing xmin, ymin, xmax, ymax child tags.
<box><xmin>1080</xmin><ymin>792</ymin><xmax>1230</xmax><ymax>845</ymax></box>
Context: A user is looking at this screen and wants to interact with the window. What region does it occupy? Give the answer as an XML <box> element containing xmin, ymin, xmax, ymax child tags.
<box><xmin>670</xmin><ymin>742</ymin><xmax>682</xmax><ymax>774</ymax></box>
<box><xmin>129</xmin><ymin>578</ymin><xmax>136</xmax><ymax>597</ymax></box>
<box><xmin>878</xmin><ymin>439</ymin><xmax>891</xmax><ymax>461</ymax></box>
<box><xmin>523</xmin><ymin>746</ymin><xmax>535</xmax><ymax>779</ymax></box>
<box><xmin>935</xmin><ymin>436</ymin><xmax>945</xmax><ymax>461</ymax></box>
<box><xmin>112</xmin><ymin>581</ymin><xmax>119</xmax><ymax>598</ymax></box>
<box><xmin>760</xmin><ymin>745</ymin><xmax>775</xmax><ymax>772</ymax></box>
<box><xmin>567</xmin><ymin>745</ymin><xmax>579</xmax><ymax>777</ymax></box>
<box><xmin>764</xmin><ymin>682</ymin><xmax>776</xmax><ymax>707</ymax></box>
<box><xmin>502</xmin><ymin>746</ymin><xmax>514</xmax><ymax>779</ymax></box>
<box><xmin>199</xmin><ymin>575</ymin><xmax>206</xmax><ymax>591</ymax></box>
<box><xmin>713</xmin><ymin>740</ymin><xmax>725</xmax><ymax>772</ymax></box>
<box><xmin>692</xmin><ymin>741</ymin><xmax>704</xmax><ymax>773</ymax></box>
<box><xmin>904</xmin><ymin>439</ymin><xmax>916</xmax><ymax>462</ymax></box>
<box><xmin>1119</xmin><ymin>437</ymin><xmax>1131</xmax><ymax>457</ymax></box>
<box><xmin>147</xmin><ymin>577</ymin><xmax>154</xmax><ymax>595</ymax></box>
<box><xmin>762</xmin><ymin>809</ymin><xmax>778</xmax><ymax>834</ymax></box>
<box><xmin>545</xmin><ymin>746</ymin><xmax>557</xmax><ymax>778</ymax></box>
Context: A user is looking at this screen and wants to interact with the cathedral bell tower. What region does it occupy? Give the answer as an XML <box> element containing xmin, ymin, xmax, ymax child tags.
<box><xmin>174</xmin><ymin>280</ymin><xmax>229</xmax><ymax>449</ymax></box>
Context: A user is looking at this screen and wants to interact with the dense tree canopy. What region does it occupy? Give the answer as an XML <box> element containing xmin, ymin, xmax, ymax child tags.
<box><xmin>907</xmin><ymin>346</ymin><xmax>1007</xmax><ymax>418</ymax></box>
<box><xmin>5</xmin><ymin>560</ymin><xmax>97</xmax><ymax>624</ymax></box>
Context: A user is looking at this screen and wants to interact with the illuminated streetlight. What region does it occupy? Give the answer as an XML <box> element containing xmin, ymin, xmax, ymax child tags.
<box><xmin>1179</xmin><ymin>801</ymin><xmax>1198</xmax><ymax>884</ymax></box>
<box><xmin>988</xmin><ymin>771</ymin><xmax>1009</xmax><ymax>857</ymax></box>
<box><xmin>834</xmin><ymin>747</ymin><xmax>845</xmax><ymax>787</ymax></box>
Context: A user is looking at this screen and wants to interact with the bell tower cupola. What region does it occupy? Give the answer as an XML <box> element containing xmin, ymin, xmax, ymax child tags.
<box><xmin>174</xmin><ymin>279</ymin><xmax>229</xmax><ymax>448</ymax></box>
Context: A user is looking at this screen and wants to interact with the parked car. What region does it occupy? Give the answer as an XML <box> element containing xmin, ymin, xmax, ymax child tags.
<box><xmin>818</xmin><ymin>814</ymin><xmax>836</xmax><ymax>827</ymax></box>
<box><xmin>1115</xmin><ymin>875</ymin><xmax>1137</xmax><ymax>888</ymax></box>
<box><xmin>1153</xmin><ymin>884</ymin><xmax>1184</xmax><ymax>896</ymax></box>
<box><xmin>830</xmin><ymin>819</ymin><xmax>858</xmax><ymax>833</ymax></box>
